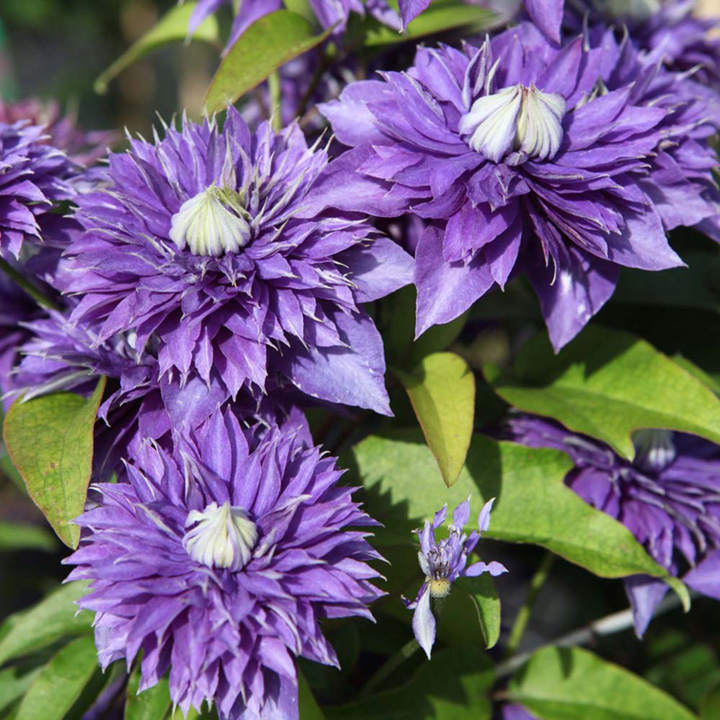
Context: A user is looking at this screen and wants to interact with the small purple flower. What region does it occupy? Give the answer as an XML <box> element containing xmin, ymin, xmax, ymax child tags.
<box><xmin>59</xmin><ymin>110</ymin><xmax>412</xmax><ymax>427</ymax></box>
<box><xmin>185</xmin><ymin>0</ymin><xmax>399</xmax><ymax>52</ymax></box>
<box><xmin>64</xmin><ymin>409</ymin><xmax>384</xmax><ymax>720</ymax></box>
<box><xmin>404</xmin><ymin>497</ymin><xmax>507</xmax><ymax>658</ymax></box>
<box><xmin>320</xmin><ymin>24</ymin><xmax>720</xmax><ymax>349</ymax></box>
<box><xmin>506</xmin><ymin>415</ymin><xmax>720</xmax><ymax>635</ymax></box>
<box><xmin>0</xmin><ymin>119</ymin><xmax>77</xmax><ymax>258</ymax></box>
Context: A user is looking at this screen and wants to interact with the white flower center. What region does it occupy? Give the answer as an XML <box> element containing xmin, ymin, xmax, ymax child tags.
<box><xmin>169</xmin><ymin>186</ymin><xmax>251</xmax><ymax>257</ymax></box>
<box><xmin>459</xmin><ymin>83</ymin><xmax>566</xmax><ymax>163</ymax></box>
<box><xmin>633</xmin><ymin>429</ymin><xmax>676</xmax><ymax>473</ymax></box>
<box><xmin>183</xmin><ymin>501</ymin><xmax>258</xmax><ymax>570</ymax></box>
<box><xmin>601</xmin><ymin>0</ymin><xmax>661</xmax><ymax>21</ymax></box>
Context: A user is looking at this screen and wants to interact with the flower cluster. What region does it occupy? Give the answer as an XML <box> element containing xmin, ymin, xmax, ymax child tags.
<box><xmin>506</xmin><ymin>416</ymin><xmax>720</xmax><ymax>635</ymax></box>
<box><xmin>3</xmin><ymin>0</ymin><xmax>720</xmax><ymax>717</ymax></box>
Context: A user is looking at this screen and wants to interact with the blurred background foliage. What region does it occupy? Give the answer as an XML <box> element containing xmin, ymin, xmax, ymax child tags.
<box><xmin>0</xmin><ymin>0</ymin><xmax>217</xmax><ymax>135</ymax></box>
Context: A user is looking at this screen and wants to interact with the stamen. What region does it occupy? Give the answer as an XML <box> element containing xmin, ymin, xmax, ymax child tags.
<box><xmin>183</xmin><ymin>501</ymin><xmax>258</xmax><ymax>570</ymax></box>
<box><xmin>170</xmin><ymin>186</ymin><xmax>251</xmax><ymax>257</ymax></box>
<box><xmin>633</xmin><ymin>429</ymin><xmax>677</xmax><ymax>473</ymax></box>
<box><xmin>459</xmin><ymin>83</ymin><xmax>566</xmax><ymax>162</ymax></box>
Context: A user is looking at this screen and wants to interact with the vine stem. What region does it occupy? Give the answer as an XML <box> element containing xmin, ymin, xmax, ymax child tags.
<box><xmin>361</xmin><ymin>637</ymin><xmax>419</xmax><ymax>696</ymax></box>
<box><xmin>0</xmin><ymin>256</ymin><xmax>60</xmax><ymax>311</ymax></box>
<box><xmin>504</xmin><ymin>551</ymin><xmax>555</xmax><ymax>658</ymax></box>
<box><xmin>268</xmin><ymin>71</ymin><xmax>282</xmax><ymax>131</ymax></box>
<box><xmin>496</xmin><ymin>592</ymin><xmax>683</xmax><ymax>680</ymax></box>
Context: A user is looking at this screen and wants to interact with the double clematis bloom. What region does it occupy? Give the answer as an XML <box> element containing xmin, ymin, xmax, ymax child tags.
<box><xmin>506</xmin><ymin>416</ymin><xmax>720</xmax><ymax>635</ymax></box>
<box><xmin>58</xmin><ymin>109</ymin><xmax>412</xmax><ymax>429</ymax></box>
<box><xmin>65</xmin><ymin>409</ymin><xmax>384</xmax><ymax>720</ymax></box>
<box><xmin>404</xmin><ymin>498</ymin><xmax>507</xmax><ymax>658</ymax></box>
<box><xmin>320</xmin><ymin>23</ymin><xmax>720</xmax><ymax>349</ymax></box>
<box><xmin>0</xmin><ymin>117</ymin><xmax>78</xmax><ymax>259</ymax></box>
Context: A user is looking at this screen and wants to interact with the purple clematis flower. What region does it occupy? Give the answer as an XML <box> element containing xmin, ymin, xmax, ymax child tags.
<box><xmin>65</xmin><ymin>408</ymin><xmax>384</xmax><ymax>720</ymax></box>
<box><xmin>58</xmin><ymin>109</ymin><xmax>412</xmax><ymax>427</ymax></box>
<box><xmin>567</xmin><ymin>0</ymin><xmax>720</xmax><ymax>87</ymax></box>
<box><xmin>0</xmin><ymin>118</ymin><xmax>77</xmax><ymax>259</ymax></box>
<box><xmin>506</xmin><ymin>415</ymin><xmax>720</xmax><ymax>635</ymax></box>
<box><xmin>502</xmin><ymin>705</ymin><xmax>538</xmax><ymax>720</ymax></box>
<box><xmin>320</xmin><ymin>23</ymin><xmax>720</xmax><ymax>349</ymax></box>
<box><xmin>0</xmin><ymin>98</ymin><xmax>115</xmax><ymax>168</ymax></box>
<box><xmin>404</xmin><ymin>497</ymin><xmax>507</xmax><ymax>658</ymax></box>
<box><xmin>185</xmin><ymin>0</ymin><xmax>399</xmax><ymax>52</ymax></box>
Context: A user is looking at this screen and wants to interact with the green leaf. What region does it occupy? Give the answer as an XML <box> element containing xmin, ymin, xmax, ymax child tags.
<box><xmin>700</xmin><ymin>686</ymin><xmax>720</xmax><ymax>719</ymax></box>
<box><xmin>0</xmin><ymin>667</ymin><xmax>42</xmax><ymax>714</ymax></box>
<box><xmin>94</xmin><ymin>3</ymin><xmax>219</xmax><ymax>93</ymax></box>
<box><xmin>0</xmin><ymin>581</ymin><xmax>92</xmax><ymax>667</ymax></box>
<box><xmin>299</xmin><ymin>669</ymin><xmax>326</xmax><ymax>720</ymax></box>
<box><xmin>457</xmin><ymin>575</ymin><xmax>501</xmax><ymax>649</ymax></box>
<box><xmin>508</xmin><ymin>646</ymin><xmax>697</xmax><ymax>720</ymax></box>
<box><xmin>0</xmin><ymin>521</ymin><xmax>57</xmax><ymax>552</ymax></box>
<box><xmin>351</xmin><ymin>431</ymin><xmax>685</xmax><ymax>582</ymax></box>
<box><xmin>325</xmin><ymin>646</ymin><xmax>493</xmax><ymax>720</ymax></box>
<box><xmin>3</xmin><ymin>377</ymin><xmax>106</xmax><ymax>548</ymax></box>
<box><xmin>204</xmin><ymin>11</ymin><xmax>331</xmax><ymax>114</ymax></box>
<box><xmin>397</xmin><ymin>352</ymin><xmax>475</xmax><ymax>487</ymax></box>
<box><xmin>15</xmin><ymin>635</ymin><xmax>99</xmax><ymax>720</ymax></box>
<box><xmin>125</xmin><ymin>667</ymin><xmax>171</xmax><ymax>720</ymax></box>
<box><xmin>486</xmin><ymin>326</ymin><xmax>720</xmax><ymax>460</ymax></box>
<box><xmin>351</xmin><ymin>2</ymin><xmax>494</xmax><ymax>48</ymax></box>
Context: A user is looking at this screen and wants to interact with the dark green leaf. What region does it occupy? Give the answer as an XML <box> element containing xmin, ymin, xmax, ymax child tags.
<box><xmin>397</xmin><ymin>352</ymin><xmax>475</xmax><ymax>487</ymax></box>
<box><xmin>0</xmin><ymin>582</ymin><xmax>92</xmax><ymax>666</ymax></box>
<box><xmin>486</xmin><ymin>326</ymin><xmax>720</xmax><ymax>460</ymax></box>
<box><xmin>299</xmin><ymin>669</ymin><xmax>326</xmax><ymax>720</ymax></box>
<box><xmin>95</xmin><ymin>3</ymin><xmax>220</xmax><ymax>93</ymax></box>
<box><xmin>15</xmin><ymin>635</ymin><xmax>99</xmax><ymax>720</ymax></box>
<box><xmin>204</xmin><ymin>11</ymin><xmax>331</xmax><ymax>113</ymax></box>
<box><xmin>4</xmin><ymin>377</ymin><xmax>106</xmax><ymax>547</ymax></box>
<box><xmin>125</xmin><ymin>667</ymin><xmax>171</xmax><ymax>720</ymax></box>
<box><xmin>700</xmin><ymin>686</ymin><xmax>720</xmax><ymax>719</ymax></box>
<box><xmin>508</xmin><ymin>646</ymin><xmax>697</xmax><ymax>720</ymax></box>
<box><xmin>351</xmin><ymin>431</ymin><xmax>688</xmax><ymax>587</ymax></box>
<box><xmin>325</xmin><ymin>646</ymin><xmax>493</xmax><ymax>719</ymax></box>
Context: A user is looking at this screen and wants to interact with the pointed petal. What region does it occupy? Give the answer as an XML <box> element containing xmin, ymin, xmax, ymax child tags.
<box><xmin>412</xmin><ymin>586</ymin><xmax>436</xmax><ymax>659</ymax></box>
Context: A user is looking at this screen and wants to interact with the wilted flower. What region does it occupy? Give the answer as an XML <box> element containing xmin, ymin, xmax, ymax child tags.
<box><xmin>64</xmin><ymin>409</ymin><xmax>384</xmax><ymax>720</ymax></box>
<box><xmin>185</xmin><ymin>0</ymin><xmax>399</xmax><ymax>53</ymax></box>
<box><xmin>506</xmin><ymin>415</ymin><xmax>720</xmax><ymax>634</ymax></box>
<box><xmin>404</xmin><ymin>497</ymin><xmax>507</xmax><ymax>658</ymax></box>
<box><xmin>0</xmin><ymin>118</ymin><xmax>77</xmax><ymax>258</ymax></box>
<box><xmin>59</xmin><ymin>109</ymin><xmax>412</xmax><ymax>427</ymax></box>
<box><xmin>320</xmin><ymin>24</ymin><xmax>720</xmax><ymax>349</ymax></box>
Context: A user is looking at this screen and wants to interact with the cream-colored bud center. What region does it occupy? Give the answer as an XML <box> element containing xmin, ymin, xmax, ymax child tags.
<box><xmin>633</xmin><ymin>429</ymin><xmax>676</xmax><ymax>473</ymax></box>
<box><xmin>183</xmin><ymin>501</ymin><xmax>258</xmax><ymax>570</ymax></box>
<box><xmin>170</xmin><ymin>186</ymin><xmax>251</xmax><ymax>257</ymax></box>
<box><xmin>459</xmin><ymin>83</ymin><xmax>566</xmax><ymax>163</ymax></box>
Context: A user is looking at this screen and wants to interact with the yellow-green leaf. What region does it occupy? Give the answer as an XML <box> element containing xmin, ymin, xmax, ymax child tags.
<box><xmin>95</xmin><ymin>2</ymin><xmax>220</xmax><ymax>94</ymax></box>
<box><xmin>204</xmin><ymin>10</ymin><xmax>331</xmax><ymax>114</ymax></box>
<box><xmin>3</xmin><ymin>378</ymin><xmax>106</xmax><ymax>548</ymax></box>
<box><xmin>397</xmin><ymin>352</ymin><xmax>475</xmax><ymax>487</ymax></box>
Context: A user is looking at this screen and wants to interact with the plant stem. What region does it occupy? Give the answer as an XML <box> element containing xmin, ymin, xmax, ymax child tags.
<box><xmin>504</xmin><ymin>551</ymin><xmax>555</xmax><ymax>658</ymax></box>
<box><xmin>0</xmin><ymin>257</ymin><xmax>60</xmax><ymax>311</ymax></box>
<box><xmin>495</xmin><ymin>592</ymin><xmax>683</xmax><ymax>680</ymax></box>
<box><xmin>362</xmin><ymin>637</ymin><xmax>419</xmax><ymax>696</ymax></box>
<box><xmin>268</xmin><ymin>71</ymin><xmax>282</xmax><ymax>131</ymax></box>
